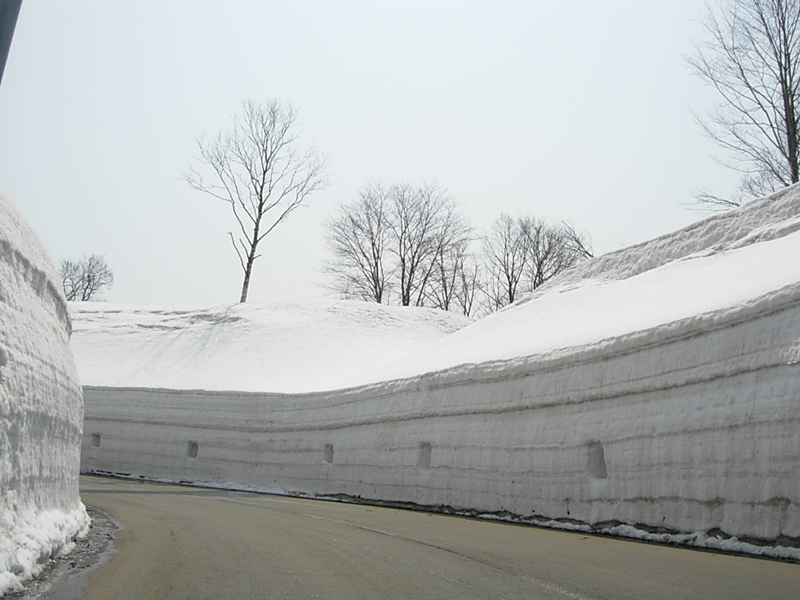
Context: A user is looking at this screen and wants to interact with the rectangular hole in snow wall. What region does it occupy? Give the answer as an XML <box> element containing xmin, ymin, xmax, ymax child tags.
<box><xmin>418</xmin><ymin>442</ymin><xmax>432</xmax><ymax>469</ymax></box>
<box><xmin>324</xmin><ymin>444</ymin><xmax>334</xmax><ymax>464</ymax></box>
<box><xmin>586</xmin><ymin>441</ymin><xmax>607</xmax><ymax>479</ymax></box>
<box><xmin>187</xmin><ymin>441</ymin><xmax>198</xmax><ymax>458</ymax></box>
<box><xmin>91</xmin><ymin>433</ymin><xmax>101</xmax><ymax>448</ymax></box>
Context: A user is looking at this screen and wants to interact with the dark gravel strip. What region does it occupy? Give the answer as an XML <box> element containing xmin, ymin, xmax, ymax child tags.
<box><xmin>5</xmin><ymin>506</ymin><xmax>119</xmax><ymax>600</ymax></box>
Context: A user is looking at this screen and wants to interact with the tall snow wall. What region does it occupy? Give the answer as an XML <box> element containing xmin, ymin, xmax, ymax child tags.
<box><xmin>0</xmin><ymin>188</ymin><xmax>88</xmax><ymax>595</ymax></box>
<box><xmin>80</xmin><ymin>186</ymin><xmax>800</xmax><ymax>554</ymax></box>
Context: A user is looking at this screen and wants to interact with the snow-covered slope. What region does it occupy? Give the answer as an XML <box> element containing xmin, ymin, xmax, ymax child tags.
<box><xmin>80</xmin><ymin>185</ymin><xmax>800</xmax><ymax>559</ymax></box>
<box><xmin>69</xmin><ymin>301</ymin><xmax>471</xmax><ymax>393</ymax></box>
<box><xmin>368</xmin><ymin>205</ymin><xmax>800</xmax><ymax>381</ymax></box>
<box><xmin>0</xmin><ymin>188</ymin><xmax>88</xmax><ymax>596</ymax></box>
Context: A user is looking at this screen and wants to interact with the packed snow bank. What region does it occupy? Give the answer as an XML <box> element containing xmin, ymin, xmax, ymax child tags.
<box><xmin>366</xmin><ymin>199</ymin><xmax>800</xmax><ymax>381</ymax></box>
<box><xmin>525</xmin><ymin>183</ymin><xmax>800</xmax><ymax>294</ymax></box>
<box><xmin>80</xmin><ymin>185</ymin><xmax>800</xmax><ymax>558</ymax></box>
<box><xmin>69</xmin><ymin>301</ymin><xmax>471</xmax><ymax>393</ymax></box>
<box><xmin>0</xmin><ymin>187</ymin><xmax>88</xmax><ymax>596</ymax></box>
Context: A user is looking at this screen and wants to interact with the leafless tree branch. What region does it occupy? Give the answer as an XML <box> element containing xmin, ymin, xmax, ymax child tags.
<box><xmin>481</xmin><ymin>215</ymin><xmax>592</xmax><ymax>311</ymax></box>
<box><xmin>688</xmin><ymin>0</ymin><xmax>800</xmax><ymax>209</ymax></box>
<box><xmin>59</xmin><ymin>254</ymin><xmax>114</xmax><ymax>301</ymax></box>
<box><xmin>182</xmin><ymin>99</ymin><xmax>327</xmax><ymax>302</ymax></box>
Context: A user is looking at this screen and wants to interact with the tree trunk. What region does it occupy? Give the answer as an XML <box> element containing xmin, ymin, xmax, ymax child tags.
<box><xmin>239</xmin><ymin>266</ymin><xmax>252</xmax><ymax>303</ymax></box>
<box><xmin>781</xmin><ymin>74</ymin><xmax>799</xmax><ymax>183</ymax></box>
<box><xmin>240</xmin><ymin>246</ymin><xmax>257</xmax><ymax>303</ymax></box>
<box><xmin>240</xmin><ymin>216</ymin><xmax>262</xmax><ymax>303</ymax></box>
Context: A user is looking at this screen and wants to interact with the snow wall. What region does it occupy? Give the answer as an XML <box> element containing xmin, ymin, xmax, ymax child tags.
<box><xmin>0</xmin><ymin>188</ymin><xmax>88</xmax><ymax>595</ymax></box>
<box><xmin>80</xmin><ymin>186</ymin><xmax>800</xmax><ymax>555</ymax></box>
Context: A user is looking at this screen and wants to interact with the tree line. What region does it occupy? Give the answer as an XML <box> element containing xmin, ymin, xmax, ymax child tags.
<box><xmin>324</xmin><ymin>181</ymin><xmax>592</xmax><ymax>317</ymax></box>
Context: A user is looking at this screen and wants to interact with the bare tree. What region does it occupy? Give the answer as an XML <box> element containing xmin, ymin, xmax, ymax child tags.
<box><xmin>689</xmin><ymin>0</ymin><xmax>800</xmax><ymax>208</ymax></box>
<box><xmin>389</xmin><ymin>182</ymin><xmax>471</xmax><ymax>307</ymax></box>
<box><xmin>425</xmin><ymin>237</ymin><xmax>474</xmax><ymax>313</ymax></box>
<box><xmin>481</xmin><ymin>213</ymin><xmax>531</xmax><ymax>310</ymax></box>
<box><xmin>59</xmin><ymin>254</ymin><xmax>114</xmax><ymax>301</ymax></box>
<box><xmin>559</xmin><ymin>221</ymin><xmax>595</xmax><ymax>261</ymax></box>
<box><xmin>324</xmin><ymin>182</ymin><xmax>392</xmax><ymax>303</ymax></box>
<box><xmin>324</xmin><ymin>181</ymin><xmax>472</xmax><ymax>310</ymax></box>
<box><xmin>481</xmin><ymin>215</ymin><xmax>592</xmax><ymax>311</ymax></box>
<box><xmin>184</xmin><ymin>99</ymin><xmax>327</xmax><ymax>302</ymax></box>
<box><xmin>325</xmin><ymin>195</ymin><xmax>592</xmax><ymax>315</ymax></box>
<box><xmin>523</xmin><ymin>218</ymin><xmax>593</xmax><ymax>290</ymax></box>
<box><xmin>452</xmin><ymin>252</ymin><xmax>481</xmax><ymax>317</ymax></box>
<box><xmin>428</xmin><ymin>244</ymin><xmax>480</xmax><ymax>317</ymax></box>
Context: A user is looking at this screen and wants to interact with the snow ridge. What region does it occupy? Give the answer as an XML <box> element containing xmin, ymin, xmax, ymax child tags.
<box><xmin>521</xmin><ymin>181</ymin><xmax>800</xmax><ymax>302</ymax></box>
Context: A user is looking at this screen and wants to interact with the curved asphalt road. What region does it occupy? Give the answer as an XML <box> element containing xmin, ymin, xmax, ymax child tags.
<box><xmin>79</xmin><ymin>475</ymin><xmax>799</xmax><ymax>600</ymax></box>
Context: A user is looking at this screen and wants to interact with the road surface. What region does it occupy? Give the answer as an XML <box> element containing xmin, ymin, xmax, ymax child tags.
<box><xmin>79</xmin><ymin>475</ymin><xmax>799</xmax><ymax>600</ymax></box>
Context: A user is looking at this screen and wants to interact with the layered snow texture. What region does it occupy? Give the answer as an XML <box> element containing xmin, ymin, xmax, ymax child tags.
<box><xmin>0</xmin><ymin>188</ymin><xmax>88</xmax><ymax>596</ymax></box>
<box><xmin>80</xmin><ymin>185</ymin><xmax>800</xmax><ymax>558</ymax></box>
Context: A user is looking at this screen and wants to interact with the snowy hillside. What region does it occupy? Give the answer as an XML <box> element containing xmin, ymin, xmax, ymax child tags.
<box><xmin>0</xmin><ymin>188</ymin><xmax>88</xmax><ymax>596</ymax></box>
<box><xmin>370</xmin><ymin>210</ymin><xmax>800</xmax><ymax>382</ymax></box>
<box><xmin>69</xmin><ymin>301</ymin><xmax>471</xmax><ymax>393</ymax></box>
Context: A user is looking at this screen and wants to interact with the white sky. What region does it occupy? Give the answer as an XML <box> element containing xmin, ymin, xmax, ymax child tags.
<box><xmin>0</xmin><ymin>0</ymin><xmax>738</xmax><ymax>305</ymax></box>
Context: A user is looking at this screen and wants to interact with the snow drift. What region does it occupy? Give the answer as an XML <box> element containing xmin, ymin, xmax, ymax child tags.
<box><xmin>79</xmin><ymin>185</ymin><xmax>800</xmax><ymax>558</ymax></box>
<box><xmin>0</xmin><ymin>187</ymin><xmax>88</xmax><ymax>596</ymax></box>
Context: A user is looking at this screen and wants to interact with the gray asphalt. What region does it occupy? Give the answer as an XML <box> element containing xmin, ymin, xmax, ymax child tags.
<box><xmin>77</xmin><ymin>475</ymin><xmax>799</xmax><ymax>600</ymax></box>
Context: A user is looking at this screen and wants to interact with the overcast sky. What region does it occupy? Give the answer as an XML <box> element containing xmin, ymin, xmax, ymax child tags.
<box><xmin>0</xmin><ymin>1</ymin><xmax>738</xmax><ymax>305</ymax></box>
